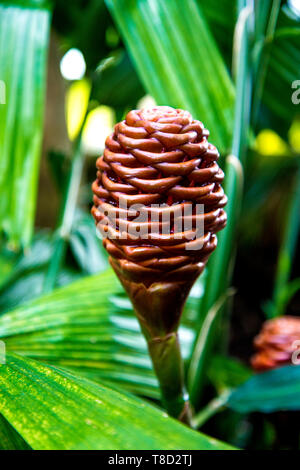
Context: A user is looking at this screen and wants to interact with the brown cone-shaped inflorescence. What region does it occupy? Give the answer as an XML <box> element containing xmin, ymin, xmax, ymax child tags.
<box><xmin>92</xmin><ymin>107</ymin><xmax>227</xmax><ymax>336</ymax></box>
<box><xmin>92</xmin><ymin>106</ymin><xmax>227</xmax><ymax>422</ymax></box>
<box><xmin>92</xmin><ymin>106</ymin><xmax>226</xmax><ymax>293</ymax></box>
<box><xmin>251</xmin><ymin>316</ymin><xmax>300</xmax><ymax>372</ymax></box>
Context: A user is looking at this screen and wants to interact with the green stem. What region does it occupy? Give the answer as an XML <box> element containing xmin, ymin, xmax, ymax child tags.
<box><xmin>270</xmin><ymin>167</ymin><xmax>300</xmax><ymax>317</ymax></box>
<box><xmin>43</xmin><ymin>130</ymin><xmax>85</xmax><ymax>293</ymax></box>
<box><xmin>188</xmin><ymin>288</ymin><xmax>236</xmax><ymax>405</ymax></box>
<box><xmin>251</xmin><ymin>0</ymin><xmax>281</xmax><ymax>129</ymax></box>
<box><xmin>146</xmin><ymin>331</ymin><xmax>192</xmax><ymax>425</ymax></box>
<box><xmin>232</xmin><ymin>2</ymin><xmax>253</xmax><ymax>162</ymax></box>
<box><xmin>111</xmin><ymin>262</ymin><xmax>195</xmax><ymax>425</ymax></box>
<box><xmin>188</xmin><ymin>2</ymin><xmax>253</xmax><ymax>409</ymax></box>
<box><xmin>192</xmin><ymin>390</ymin><xmax>230</xmax><ymax>429</ymax></box>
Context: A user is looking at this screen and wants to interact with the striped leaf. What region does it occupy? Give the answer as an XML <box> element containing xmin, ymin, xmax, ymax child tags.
<box><xmin>0</xmin><ymin>269</ymin><xmax>198</xmax><ymax>398</ymax></box>
<box><xmin>0</xmin><ymin>0</ymin><xmax>51</xmax><ymax>248</ymax></box>
<box><xmin>106</xmin><ymin>0</ymin><xmax>235</xmax><ymax>153</ymax></box>
<box><xmin>0</xmin><ymin>353</ymin><xmax>235</xmax><ymax>449</ymax></box>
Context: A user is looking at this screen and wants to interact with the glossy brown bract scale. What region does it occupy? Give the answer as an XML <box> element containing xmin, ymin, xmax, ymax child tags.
<box><xmin>92</xmin><ymin>106</ymin><xmax>227</xmax><ymax>289</ymax></box>
<box><xmin>251</xmin><ymin>316</ymin><xmax>300</xmax><ymax>372</ymax></box>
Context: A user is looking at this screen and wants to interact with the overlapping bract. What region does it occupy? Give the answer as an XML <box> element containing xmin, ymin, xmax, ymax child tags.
<box><xmin>251</xmin><ymin>316</ymin><xmax>300</xmax><ymax>372</ymax></box>
<box><xmin>92</xmin><ymin>106</ymin><xmax>227</xmax><ymax>284</ymax></box>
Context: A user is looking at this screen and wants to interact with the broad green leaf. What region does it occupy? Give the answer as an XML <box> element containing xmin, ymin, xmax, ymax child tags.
<box><xmin>228</xmin><ymin>365</ymin><xmax>300</xmax><ymax>413</ymax></box>
<box><xmin>0</xmin><ymin>271</ymin><xmax>147</xmax><ymax>393</ymax></box>
<box><xmin>0</xmin><ymin>414</ymin><xmax>30</xmax><ymax>450</ymax></box>
<box><xmin>0</xmin><ymin>269</ymin><xmax>198</xmax><ymax>399</ymax></box>
<box><xmin>0</xmin><ymin>0</ymin><xmax>50</xmax><ymax>248</ymax></box>
<box><xmin>0</xmin><ymin>353</ymin><xmax>235</xmax><ymax>450</ymax></box>
<box><xmin>106</xmin><ymin>0</ymin><xmax>234</xmax><ymax>153</ymax></box>
<box><xmin>208</xmin><ymin>355</ymin><xmax>252</xmax><ymax>393</ymax></box>
<box><xmin>0</xmin><ymin>269</ymin><xmax>157</xmax><ymax>397</ymax></box>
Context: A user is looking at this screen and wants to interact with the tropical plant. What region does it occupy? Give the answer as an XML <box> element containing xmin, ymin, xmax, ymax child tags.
<box><xmin>0</xmin><ymin>0</ymin><xmax>299</xmax><ymax>450</ymax></box>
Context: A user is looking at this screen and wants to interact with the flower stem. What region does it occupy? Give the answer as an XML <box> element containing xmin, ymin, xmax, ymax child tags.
<box><xmin>146</xmin><ymin>331</ymin><xmax>192</xmax><ymax>425</ymax></box>
<box><xmin>110</xmin><ymin>261</ymin><xmax>196</xmax><ymax>425</ymax></box>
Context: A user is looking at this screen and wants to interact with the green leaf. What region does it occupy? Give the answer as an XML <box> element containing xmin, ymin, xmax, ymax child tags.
<box><xmin>251</xmin><ymin>0</ymin><xmax>281</xmax><ymax>128</ymax></box>
<box><xmin>208</xmin><ymin>355</ymin><xmax>252</xmax><ymax>393</ymax></box>
<box><xmin>262</xmin><ymin>6</ymin><xmax>300</xmax><ymax>137</ymax></box>
<box><xmin>188</xmin><ymin>2</ymin><xmax>251</xmax><ymax>408</ymax></box>
<box><xmin>0</xmin><ymin>232</ymin><xmax>54</xmax><ymax>311</ymax></box>
<box><xmin>0</xmin><ymin>268</ymin><xmax>198</xmax><ymax>399</ymax></box>
<box><xmin>0</xmin><ymin>230</ymin><xmax>86</xmax><ymax>312</ymax></box>
<box><xmin>269</xmin><ymin>168</ymin><xmax>300</xmax><ymax>318</ymax></box>
<box><xmin>197</xmin><ymin>0</ymin><xmax>236</xmax><ymax>62</ymax></box>
<box><xmin>0</xmin><ymin>269</ymin><xmax>156</xmax><ymax>397</ymax></box>
<box><xmin>106</xmin><ymin>0</ymin><xmax>234</xmax><ymax>153</ymax></box>
<box><xmin>92</xmin><ymin>49</ymin><xmax>145</xmax><ymax>110</ymax></box>
<box><xmin>0</xmin><ymin>0</ymin><xmax>51</xmax><ymax>248</ymax></box>
<box><xmin>188</xmin><ymin>289</ymin><xmax>236</xmax><ymax>399</ymax></box>
<box><xmin>0</xmin><ymin>208</ymin><xmax>108</xmax><ymax>312</ymax></box>
<box><xmin>0</xmin><ymin>269</ymin><xmax>157</xmax><ymax>396</ymax></box>
<box><xmin>228</xmin><ymin>365</ymin><xmax>300</xmax><ymax>413</ymax></box>
<box><xmin>69</xmin><ymin>210</ymin><xmax>109</xmax><ymax>275</ymax></box>
<box><xmin>0</xmin><ymin>353</ymin><xmax>235</xmax><ymax>450</ymax></box>
<box><xmin>53</xmin><ymin>0</ymin><xmax>114</xmax><ymax>71</ymax></box>
<box><xmin>198</xmin><ymin>1</ymin><xmax>300</xmax><ymax>140</ymax></box>
<box><xmin>0</xmin><ymin>413</ymin><xmax>31</xmax><ymax>450</ymax></box>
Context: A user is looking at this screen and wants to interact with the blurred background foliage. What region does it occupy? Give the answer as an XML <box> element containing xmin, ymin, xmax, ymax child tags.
<box><xmin>0</xmin><ymin>0</ymin><xmax>300</xmax><ymax>450</ymax></box>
